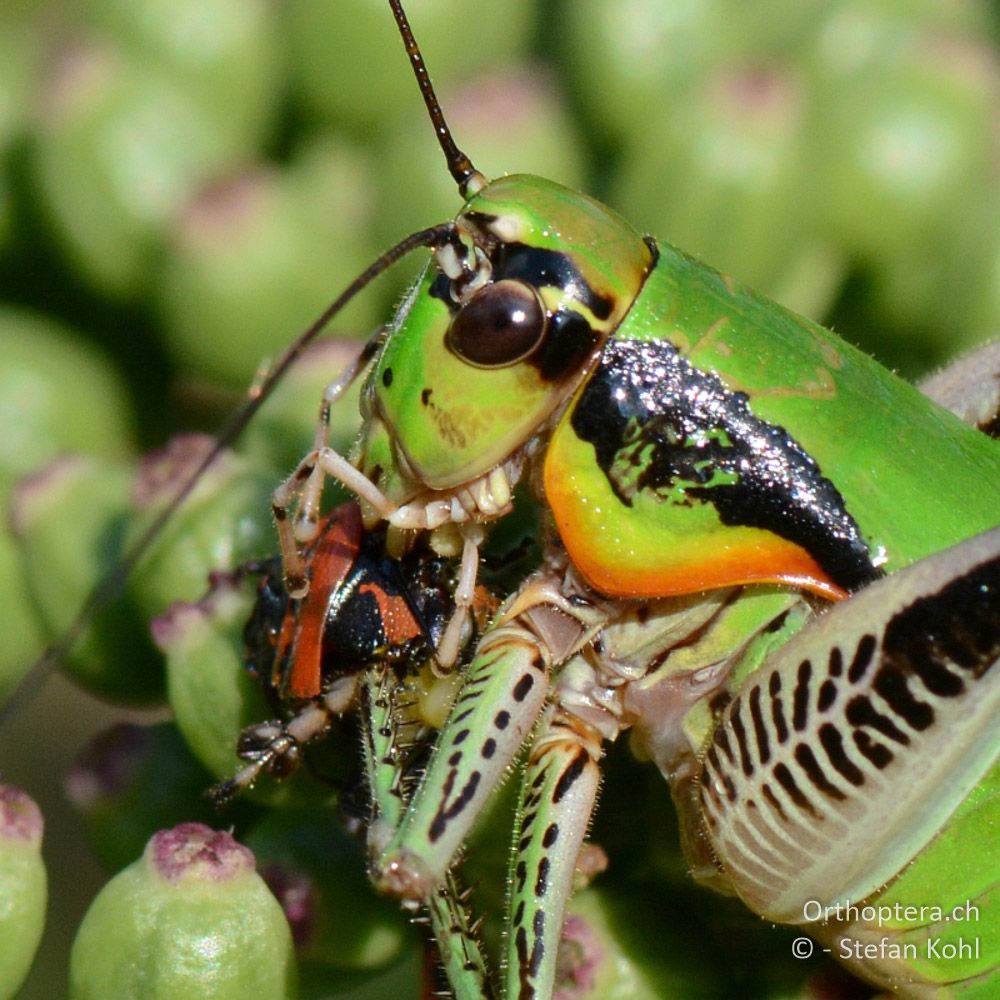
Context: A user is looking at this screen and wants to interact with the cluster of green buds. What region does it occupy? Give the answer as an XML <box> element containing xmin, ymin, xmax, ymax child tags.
<box><xmin>1</xmin><ymin>0</ymin><xmax>998</xmax><ymax>996</ymax></box>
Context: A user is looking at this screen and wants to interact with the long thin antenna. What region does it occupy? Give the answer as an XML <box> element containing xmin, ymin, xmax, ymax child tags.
<box><xmin>388</xmin><ymin>0</ymin><xmax>486</xmax><ymax>198</ymax></box>
<box><xmin>2</xmin><ymin>222</ymin><xmax>464</xmax><ymax>726</ymax></box>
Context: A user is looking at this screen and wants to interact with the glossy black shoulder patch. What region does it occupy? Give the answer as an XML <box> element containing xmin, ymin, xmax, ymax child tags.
<box><xmin>570</xmin><ymin>339</ymin><xmax>880</xmax><ymax>592</ymax></box>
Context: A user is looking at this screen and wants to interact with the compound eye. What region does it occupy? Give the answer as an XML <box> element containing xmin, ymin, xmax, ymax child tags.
<box><xmin>445</xmin><ymin>279</ymin><xmax>547</xmax><ymax>368</ymax></box>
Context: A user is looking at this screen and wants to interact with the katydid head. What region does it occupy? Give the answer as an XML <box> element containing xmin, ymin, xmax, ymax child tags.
<box><xmin>359</xmin><ymin>175</ymin><xmax>654</xmax><ymax>498</ymax></box>
<box><xmin>353</xmin><ymin>2</ymin><xmax>654</xmax><ymax>506</ymax></box>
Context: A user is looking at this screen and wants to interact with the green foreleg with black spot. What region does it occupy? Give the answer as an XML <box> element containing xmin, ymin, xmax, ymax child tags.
<box><xmin>504</xmin><ymin>703</ymin><xmax>602</xmax><ymax>1000</ymax></box>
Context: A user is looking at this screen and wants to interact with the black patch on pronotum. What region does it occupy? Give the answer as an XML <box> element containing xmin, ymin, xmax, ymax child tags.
<box><xmin>381</xmin><ymin>367</ymin><xmax>393</xmax><ymax>387</ymax></box>
<box><xmin>569</xmin><ymin>339</ymin><xmax>880</xmax><ymax>592</ymax></box>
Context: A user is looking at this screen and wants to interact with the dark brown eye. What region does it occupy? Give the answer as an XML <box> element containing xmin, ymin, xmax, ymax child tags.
<box><xmin>445</xmin><ymin>279</ymin><xmax>547</xmax><ymax>368</ymax></box>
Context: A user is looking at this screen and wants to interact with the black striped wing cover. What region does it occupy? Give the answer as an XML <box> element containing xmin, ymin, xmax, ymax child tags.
<box><xmin>699</xmin><ymin>527</ymin><xmax>1000</xmax><ymax>922</ymax></box>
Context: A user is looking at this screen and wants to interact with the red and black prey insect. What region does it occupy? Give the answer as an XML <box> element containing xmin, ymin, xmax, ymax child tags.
<box><xmin>213</xmin><ymin>501</ymin><xmax>496</xmax><ymax>803</ymax></box>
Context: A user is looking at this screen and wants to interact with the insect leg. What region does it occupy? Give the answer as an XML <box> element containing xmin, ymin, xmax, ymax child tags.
<box><xmin>918</xmin><ymin>338</ymin><xmax>1000</xmax><ymax>435</ymax></box>
<box><xmin>209</xmin><ymin>674</ymin><xmax>359</xmax><ymax>803</ymax></box>
<box><xmin>373</xmin><ymin>575</ymin><xmax>610</xmax><ymax>901</ymax></box>
<box><xmin>271</xmin><ymin>447</ymin><xmax>397</xmax><ymax>597</ymax></box>
<box><xmin>434</xmin><ymin>523</ymin><xmax>486</xmax><ymax>673</ymax></box>
<box><xmin>425</xmin><ymin>873</ymin><xmax>496</xmax><ymax>1000</ymax></box>
<box><xmin>361</xmin><ymin>665</ymin><xmax>495</xmax><ymax>998</ymax></box>
<box><xmin>700</xmin><ymin>526</ymin><xmax>1000</xmax><ymax>926</ymax></box>
<box><xmin>504</xmin><ymin>701</ymin><xmax>603</xmax><ymax>1000</ymax></box>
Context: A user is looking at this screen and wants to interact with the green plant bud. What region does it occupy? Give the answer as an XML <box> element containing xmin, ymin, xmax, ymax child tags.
<box><xmin>287</xmin><ymin>0</ymin><xmax>533</xmax><ymax>131</ymax></box>
<box><xmin>153</xmin><ymin>575</ymin><xmax>333</xmax><ymax>809</ymax></box>
<box><xmin>0</xmin><ymin>785</ymin><xmax>46</xmax><ymax>1000</ymax></box>
<box><xmin>84</xmin><ymin>0</ymin><xmax>281</xmax><ymax>153</ymax></box>
<box><xmin>126</xmin><ymin>434</ymin><xmax>276</xmax><ymax>618</ymax></box>
<box><xmin>374</xmin><ymin>68</ymin><xmax>586</xmax><ymax>250</ymax></box>
<box><xmin>870</xmin><ymin>189</ymin><xmax>1000</xmax><ymax>371</ymax></box>
<box><xmin>0</xmin><ymin>521</ymin><xmax>44</xmax><ymax>703</ymax></box>
<box><xmin>66</xmin><ymin>722</ymin><xmax>232</xmax><ymax>873</ymax></box>
<box><xmin>553</xmin><ymin>884</ymin><xmax>725</xmax><ymax>999</ymax></box>
<box><xmin>612</xmin><ymin>60</ymin><xmax>833</xmax><ymax>308</ymax></box>
<box><xmin>69</xmin><ymin>823</ymin><xmax>297</xmax><ymax>1000</ymax></box>
<box><xmin>245</xmin><ymin>808</ymin><xmax>415</xmax><ymax>971</ymax></box>
<box><xmin>561</xmin><ymin>0</ymin><xmax>737</xmax><ymax>144</ymax></box>
<box><xmin>32</xmin><ymin>39</ymin><xmax>264</xmax><ymax>299</ymax></box>
<box><xmin>0</xmin><ymin>12</ymin><xmax>45</xmax><ymax>152</ymax></box>
<box><xmin>0</xmin><ymin>305</ymin><xmax>135</xmax><ymax>498</ymax></box>
<box><xmin>8</xmin><ymin>454</ymin><xmax>165</xmax><ymax>702</ymax></box>
<box><xmin>239</xmin><ymin>340</ymin><xmax>363</xmax><ymax>476</ymax></box>
<box><xmin>154</xmin><ymin>577</ymin><xmax>266</xmax><ymax>780</ymax></box>
<box><xmin>813</xmin><ymin>30</ymin><xmax>1000</xmax><ymax>266</ymax></box>
<box><xmin>157</xmin><ymin>137</ymin><xmax>380</xmax><ymax>387</ymax></box>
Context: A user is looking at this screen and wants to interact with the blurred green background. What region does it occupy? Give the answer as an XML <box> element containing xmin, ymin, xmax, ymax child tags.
<box><xmin>1</xmin><ymin>0</ymin><xmax>999</xmax><ymax>997</ymax></box>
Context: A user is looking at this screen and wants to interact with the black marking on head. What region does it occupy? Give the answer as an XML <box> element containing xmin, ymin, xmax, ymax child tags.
<box><xmin>531</xmin><ymin>309</ymin><xmax>600</xmax><ymax>383</ymax></box>
<box><xmin>431</xmin><ymin>235</ymin><xmax>610</xmax><ymax>386</ymax></box>
<box><xmin>487</xmin><ymin>239</ymin><xmax>614</xmax><ymax>322</ymax></box>
<box><xmin>569</xmin><ymin>340</ymin><xmax>880</xmax><ymax>591</ymax></box>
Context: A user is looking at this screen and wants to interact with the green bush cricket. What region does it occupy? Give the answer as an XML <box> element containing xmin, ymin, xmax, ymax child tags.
<box><xmin>258</xmin><ymin>3</ymin><xmax>1000</xmax><ymax>996</ymax></box>
<box><xmin>7</xmin><ymin>1</ymin><xmax>999</xmax><ymax>997</ymax></box>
